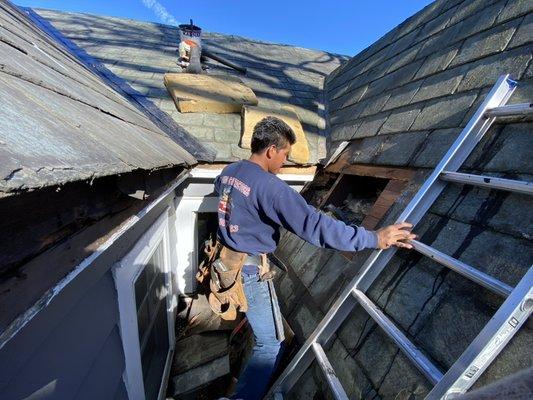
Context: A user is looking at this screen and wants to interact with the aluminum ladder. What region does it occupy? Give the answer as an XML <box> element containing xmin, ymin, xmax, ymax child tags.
<box><xmin>269</xmin><ymin>75</ymin><xmax>533</xmax><ymax>400</ymax></box>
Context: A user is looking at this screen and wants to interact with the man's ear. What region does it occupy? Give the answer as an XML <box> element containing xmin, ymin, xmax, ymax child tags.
<box><xmin>265</xmin><ymin>145</ymin><xmax>276</xmax><ymax>159</ymax></box>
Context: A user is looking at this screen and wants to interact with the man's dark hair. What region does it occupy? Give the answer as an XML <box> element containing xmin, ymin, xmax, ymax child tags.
<box><xmin>251</xmin><ymin>116</ymin><xmax>296</xmax><ymax>154</ymax></box>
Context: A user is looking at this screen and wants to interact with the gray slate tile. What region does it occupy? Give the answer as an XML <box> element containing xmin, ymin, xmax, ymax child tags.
<box><xmin>373</xmin><ymin>131</ymin><xmax>429</xmax><ymax>166</ymax></box>
<box><xmin>411</xmin><ymin>65</ymin><xmax>469</xmax><ymax>103</ymax></box>
<box><xmin>450</xmin><ymin>18</ymin><xmax>521</xmax><ymax>67</ymax></box>
<box><xmin>353</xmin><ymin>113</ymin><xmax>390</xmax><ymax>139</ymax></box>
<box><xmin>457</xmin><ymin>46</ymin><xmax>532</xmax><ymax>92</ymax></box>
<box><xmin>507</xmin><ymin>13</ymin><xmax>533</xmax><ymax>49</ymax></box>
<box><xmin>379</xmin><ymin>106</ymin><xmax>421</xmax><ymax>134</ymax></box>
<box><xmin>382</xmin><ymin>81</ymin><xmax>422</xmax><ymax>111</ymax></box>
<box><xmin>410</xmin><ymin>91</ymin><xmax>477</xmax><ymax>131</ymax></box>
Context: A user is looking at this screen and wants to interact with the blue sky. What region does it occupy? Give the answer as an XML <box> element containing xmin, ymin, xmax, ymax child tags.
<box><xmin>16</xmin><ymin>0</ymin><xmax>434</xmax><ymax>55</ymax></box>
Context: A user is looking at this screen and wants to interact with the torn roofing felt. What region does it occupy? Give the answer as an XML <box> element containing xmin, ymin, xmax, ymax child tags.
<box><xmin>0</xmin><ymin>0</ymin><xmax>206</xmax><ymax>196</ymax></box>
<box><xmin>32</xmin><ymin>8</ymin><xmax>349</xmax><ymax>163</ymax></box>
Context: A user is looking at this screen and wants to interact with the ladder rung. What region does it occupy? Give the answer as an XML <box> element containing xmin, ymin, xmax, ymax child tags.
<box><xmin>351</xmin><ymin>289</ymin><xmax>444</xmax><ymax>385</ymax></box>
<box><xmin>311</xmin><ymin>343</ymin><xmax>349</xmax><ymax>400</ymax></box>
<box><xmin>411</xmin><ymin>240</ymin><xmax>513</xmax><ymax>298</ymax></box>
<box><xmin>440</xmin><ymin>171</ymin><xmax>533</xmax><ymax>195</ymax></box>
<box><xmin>484</xmin><ymin>102</ymin><xmax>532</xmax><ymax>117</ymax></box>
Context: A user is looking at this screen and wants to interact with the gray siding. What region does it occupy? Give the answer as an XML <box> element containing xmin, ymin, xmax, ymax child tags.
<box><xmin>0</xmin><ymin>188</ymin><xmax>170</xmax><ymax>400</ymax></box>
<box><xmin>0</xmin><ymin>272</ymin><xmax>126</xmax><ymax>400</ymax></box>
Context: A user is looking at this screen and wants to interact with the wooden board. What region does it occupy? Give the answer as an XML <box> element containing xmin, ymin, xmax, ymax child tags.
<box><xmin>317</xmin><ymin>173</ymin><xmax>345</xmax><ymax>208</ymax></box>
<box><xmin>328</xmin><ymin>162</ymin><xmax>416</xmax><ymax>182</ymax></box>
<box><xmin>278</xmin><ymin>165</ymin><xmax>317</xmax><ymax>175</ymax></box>
<box><xmin>361</xmin><ymin>179</ymin><xmax>407</xmax><ymax>229</ymax></box>
<box><xmin>241</xmin><ymin>106</ymin><xmax>310</xmax><ymax>164</ymax></box>
<box><xmin>164</xmin><ymin>73</ymin><xmax>258</xmax><ymax>113</ymax></box>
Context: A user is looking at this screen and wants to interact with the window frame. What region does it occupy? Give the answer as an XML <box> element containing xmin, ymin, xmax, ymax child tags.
<box><xmin>113</xmin><ymin>208</ymin><xmax>175</xmax><ymax>400</ymax></box>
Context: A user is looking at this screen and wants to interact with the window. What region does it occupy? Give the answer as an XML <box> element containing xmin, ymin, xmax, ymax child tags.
<box><xmin>113</xmin><ymin>209</ymin><xmax>175</xmax><ymax>400</ymax></box>
<box><xmin>173</xmin><ymin>172</ymin><xmax>314</xmax><ymax>294</ymax></box>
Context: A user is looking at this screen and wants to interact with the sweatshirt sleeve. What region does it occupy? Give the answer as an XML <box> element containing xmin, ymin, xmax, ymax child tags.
<box><xmin>268</xmin><ymin>181</ymin><xmax>378</xmax><ymax>252</ymax></box>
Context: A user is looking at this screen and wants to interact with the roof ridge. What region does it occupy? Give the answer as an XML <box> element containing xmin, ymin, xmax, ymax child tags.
<box><xmin>34</xmin><ymin>7</ymin><xmax>349</xmax><ymax>58</ymax></box>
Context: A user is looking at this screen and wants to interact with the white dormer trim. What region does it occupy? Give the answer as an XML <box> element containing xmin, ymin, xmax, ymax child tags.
<box><xmin>113</xmin><ymin>208</ymin><xmax>175</xmax><ymax>400</ymax></box>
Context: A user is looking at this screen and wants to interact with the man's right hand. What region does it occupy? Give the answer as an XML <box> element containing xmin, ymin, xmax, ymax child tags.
<box><xmin>376</xmin><ymin>222</ymin><xmax>417</xmax><ymax>250</ymax></box>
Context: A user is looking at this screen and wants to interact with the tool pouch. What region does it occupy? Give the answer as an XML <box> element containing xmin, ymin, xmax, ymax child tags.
<box><xmin>197</xmin><ymin>237</ymin><xmax>248</xmax><ymax>321</ymax></box>
<box><xmin>196</xmin><ymin>236</ymin><xmax>220</xmax><ymax>284</ymax></box>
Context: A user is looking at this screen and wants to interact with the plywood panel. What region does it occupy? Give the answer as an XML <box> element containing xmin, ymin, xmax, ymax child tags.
<box><xmin>328</xmin><ymin>162</ymin><xmax>416</xmax><ymax>182</ymax></box>
<box><xmin>241</xmin><ymin>106</ymin><xmax>310</xmax><ymax>164</ymax></box>
<box><xmin>164</xmin><ymin>73</ymin><xmax>258</xmax><ymax>113</ymax></box>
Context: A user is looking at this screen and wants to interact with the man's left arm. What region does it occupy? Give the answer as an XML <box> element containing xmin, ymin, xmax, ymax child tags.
<box><xmin>268</xmin><ymin>183</ymin><xmax>415</xmax><ymax>252</ymax></box>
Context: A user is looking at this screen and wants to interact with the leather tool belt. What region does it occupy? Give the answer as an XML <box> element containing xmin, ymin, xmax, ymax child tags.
<box><xmin>196</xmin><ymin>237</ymin><xmax>273</xmax><ymax>320</ymax></box>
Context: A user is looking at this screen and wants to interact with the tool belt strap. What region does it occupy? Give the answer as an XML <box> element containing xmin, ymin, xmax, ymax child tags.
<box><xmin>242</xmin><ymin>253</ymin><xmax>275</xmax><ymax>281</ymax></box>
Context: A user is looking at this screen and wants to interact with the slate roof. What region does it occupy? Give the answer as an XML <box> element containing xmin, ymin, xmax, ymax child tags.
<box><xmin>0</xmin><ymin>1</ymin><xmax>207</xmax><ymax>196</ymax></box>
<box><xmin>325</xmin><ymin>0</ymin><xmax>532</xmax><ymax>171</ymax></box>
<box><xmin>32</xmin><ymin>8</ymin><xmax>349</xmax><ymax>164</ymax></box>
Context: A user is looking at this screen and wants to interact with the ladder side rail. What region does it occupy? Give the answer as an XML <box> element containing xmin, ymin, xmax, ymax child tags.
<box><xmin>355</xmin><ymin>75</ymin><xmax>516</xmax><ymax>292</ymax></box>
<box><xmin>411</xmin><ymin>240</ymin><xmax>513</xmax><ymax>298</ymax></box>
<box><xmin>269</xmin><ymin>283</ymin><xmax>360</xmax><ymax>395</ymax></box>
<box><xmin>439</xmin><ymin>171</ymin><xmax>533</xmax><ymax>196</ymax></box>
<box><xmin>426</xmin><ymin>266</ymin><xmax>533</xmax><ymax>399</ymax></box>
<box><xmin>394</xmin><ymin>75</ymin><xmax>515</xmax><ymax>225</ymax></box>
<box><xmin>312</xmin><ymin>343</ymin><xmax>350</xmax><ymax>400</ymax></box>
<box><xmin>353</xmin><ymin>289</ymin><xmax>444</xmax><ymax>385</ymax></box>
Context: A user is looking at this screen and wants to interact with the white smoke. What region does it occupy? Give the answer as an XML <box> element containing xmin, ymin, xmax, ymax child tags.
<box><xmin>141</xmin><ymin>0</ymin><xmax>179</xmax><ymax>26</ymax></box>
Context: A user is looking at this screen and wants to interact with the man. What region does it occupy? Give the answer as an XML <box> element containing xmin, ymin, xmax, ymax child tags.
<box><xmin>215</xmin><ymin>116</ymin><xmax>415</xmax><ymax>399</ymax></box>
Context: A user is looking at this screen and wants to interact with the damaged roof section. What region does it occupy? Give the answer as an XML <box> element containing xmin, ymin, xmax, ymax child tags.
<box><xmin>32</xmin><ymin>8</ymin><xmax>349</xmax><ymax>163</ymax></box>
<box><xmin>0</xmin><ymin>1</ymin><xmax>200</xmax><ymax>196</ymax></box>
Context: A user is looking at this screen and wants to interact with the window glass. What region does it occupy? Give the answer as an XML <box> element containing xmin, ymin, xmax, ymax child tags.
<box><xmin>134</xmin><ymin>242</ymin><xmax>169</xmax><ymax>400</ymax></box>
